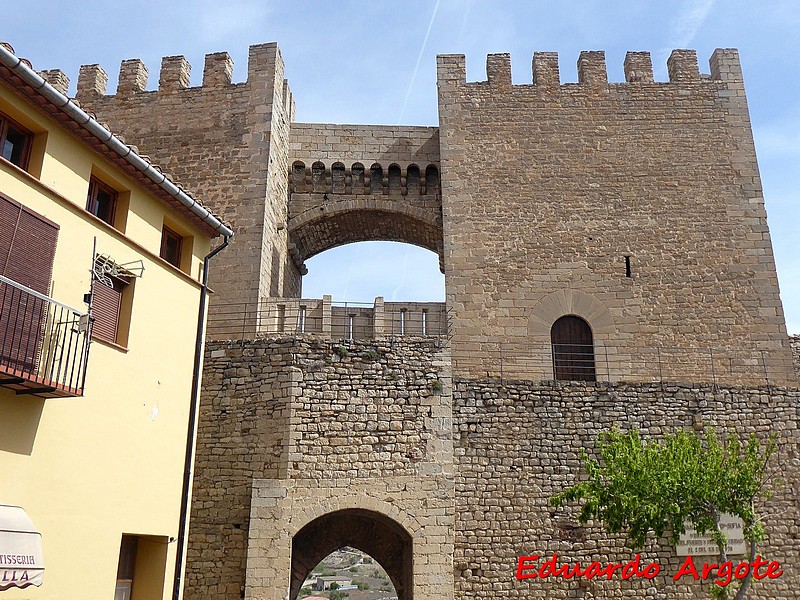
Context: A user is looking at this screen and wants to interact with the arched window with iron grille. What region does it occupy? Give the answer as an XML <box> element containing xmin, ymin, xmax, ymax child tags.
<box><xmin>551</xmin><ymin>315</ymin><xmax>596</xmax><ymax>381</ymax></box>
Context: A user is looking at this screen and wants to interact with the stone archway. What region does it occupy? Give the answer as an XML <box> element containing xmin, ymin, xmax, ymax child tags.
<box><xmin>286</xmin><ymin>157</ymin><xmax>444</xmax><ymax>278</ymax></box>
<box><xmin>527</xmin><ymin>289</ymin><xmax>616</xmax><ymax>342</ymax></box>
<box><xmin>287</xmin><ymin>202</ymin><xmax>444</xmax><ymax>272</ymax></box>
<box><xmin>290</xmin><ymin>508</ymin><xmax>413</xmax><ymax>600</ymax></box>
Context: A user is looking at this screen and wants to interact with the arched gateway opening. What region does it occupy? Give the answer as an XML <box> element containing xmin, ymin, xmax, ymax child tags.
<box><xmin>290</xmin><ymin>509</ymin><xmax>413</xmax><ymax>600</ymax></box>
<box><xmin>288</xmin><ymin>204</ymin><xmax>443</xmax><ymax>271</ymax></box>
<box><xmin>287</xmin><ymin>161</ymin><xmax>444</xmax><ymax>277</ymax></box>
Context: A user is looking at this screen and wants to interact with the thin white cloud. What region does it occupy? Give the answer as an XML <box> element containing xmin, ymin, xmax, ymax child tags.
<box><xmin>399</xmin><ymin>0</ymin><xmax>441</xmax><ymax>122</ymax></box>
<box><xmin>390</xmin><ymin>246</ymin><xmax>412</xmax><ymax>302</ymax></box>
<box><xmin>670</xmin><ymin>0</ymin><xmax>716</xmax><ymax>48</ymax></box>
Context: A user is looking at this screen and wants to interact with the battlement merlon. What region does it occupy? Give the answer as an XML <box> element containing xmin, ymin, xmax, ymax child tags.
<box><xmin>436</xmin><ymin>54</ymin><xmax>467</xmax><ymax>90</ymax></box>
<box><xmin>247</xmin><ymin>42</ymin><xmax>285</xmax><ymax>97</ymax></box>
<box><xmin>709</xmin><ymin>48</ymin><xmax>744</xmax><ymax>81</ymax></box>
<box><xmin>38</xmin><ymin>69</ymin><xmax>69</xmax><ymax>95</ymax></box>
<box><xmin>624</xmin><ymin>52</ymin><xmax>654</xmax><ymax>83</ymax></box>
<box><xmin>436</xmin><ymin>48</ymin><xmax>744</xmax><ymax>88</ymax></box>
<box><xmin>159</xmin><ymin>55</ymin><xmax>191</xmax><ymax>91</ymax></box>
<box><xmin>74</xmin><ymin>42</ymin><xmax>287</xmax><ymax>101</ymax></box>
<box><xmin>532</xmin><ymin>52</ymin><xmax>559</xmax><ymax>88</ymax></box>
<box><xmin>577</xmin><ymin>51</ymin><xmax>607</xmax><ymax>86</ymax></box>
<box><xmin>76</xmin><ymin>63</ymin><xmax>108</xmax><ymax>97</ymax></box>
<box><xmin>283</xmin><ymin>79</ymin><xmax>296</xmax><ymax>123</ymax></box>
<box><xmin>118</xmin><ymin>59</ymin><xmax>148</xmax><ymax>94</ymax></box>
<box><xmin>486</xmin><ymin>53</ymin><xmax>512</xmax><ymax>87</ymax></box>
<box><xmin>204</xmin><ymin>52</ymin><xmax>233</xmax><ymax>86</ymax></box>
<box><xmin>667</xmin><ymin>49</ymin><xmax>700</xmax><ymax>81</ymax></box>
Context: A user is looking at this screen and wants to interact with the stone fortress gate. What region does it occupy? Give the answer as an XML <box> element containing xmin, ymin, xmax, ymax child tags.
<box><xmin>50</xmin><ymin>42</ymin><xmax>799</xmax><ymax>598</ymax></box>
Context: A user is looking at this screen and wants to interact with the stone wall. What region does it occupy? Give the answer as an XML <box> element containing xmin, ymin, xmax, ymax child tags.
<box><xmin>189</xmin><ymin>337</ymin><xmax>799</xmax><ymax>600</ymax></box>
<box><xmin>69</xmin><ymin>40</ymin><xmax>799</xmax><ymax>599</ymax></box>
<box><xmin>187</xmin><ymin>337</ymin><xmax>455</xmax><ymax>600</ymax></box>
<box><xmin>452</xmin><ymin>377</ymin><xmax>800</xmax><ymax>599</ymax></box>
<box><xmin>289</xmin><ymin>123</ymin><xmax>439</xmax><ymax>166</ymax></box>
<box><xmin>75</xmin><ymin>43</ymin><xmax>794</xmax><ymax>383</ymax></box>
<box><xmin>186</xmin><ymin>340</ymin><xmax>296</xmax><ymax>598</ymax></box>
<box><xmin>436</xmin><ymin>49</ymin><xmax>795</xmax><ymax>385</ymax></box>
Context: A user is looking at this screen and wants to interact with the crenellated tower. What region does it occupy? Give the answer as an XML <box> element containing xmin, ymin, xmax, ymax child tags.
<box><xmin>57</xmin><ymin>44</ymin><xmax>299</xmax><ymax>313</ymax></box>
<box><xmin>437</xmin><ymin>48</ymin><xmax>795</xmax><ymax>385</ymax></box>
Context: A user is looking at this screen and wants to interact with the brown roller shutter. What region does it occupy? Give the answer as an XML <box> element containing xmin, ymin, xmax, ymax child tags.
<box><xmin>92</xmin><ymin>278</ymin><xmax>124</xmax><ymax>344</ymax></box>
<box><xmin>0</xmin><ymin>194</ymin><xmax>59</xmax><ymax>372</ymax></box>
<box><xmin>0</xmin><ymin>195</ymin><xmax>20</xmax><ymax>273</ymax></box>
<box><xmin>0</xmin><ymin>194</ymin><xmax>59</xmax><ymax>293</ymax></box>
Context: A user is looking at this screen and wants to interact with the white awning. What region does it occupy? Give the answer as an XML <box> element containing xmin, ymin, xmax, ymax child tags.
<box><xmin>0</xmin><ymin>505</ymin><xmax>44</xmax><ymax>589</ymax></box>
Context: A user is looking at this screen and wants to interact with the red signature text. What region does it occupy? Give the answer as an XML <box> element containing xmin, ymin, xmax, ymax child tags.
<box><xmin>516</xmin><ymin>553</ymin><xmax>783</xmax><ymax>587</ymax></box>
<box><xmin>516</xmin><ymin>553</ymin><xmax>659</xmax><ymax>581</ymax></box>
<box><xmin>673</xmin><ymin>555</ymin><xmax>783</xmax><ymax>587</ymax></box>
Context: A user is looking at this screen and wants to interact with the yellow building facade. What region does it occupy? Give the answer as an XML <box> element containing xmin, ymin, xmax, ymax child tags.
<box><xmin>0</xmin><ymin>44</ymin><xmax>232</xmax><ymax>599</ymax></box>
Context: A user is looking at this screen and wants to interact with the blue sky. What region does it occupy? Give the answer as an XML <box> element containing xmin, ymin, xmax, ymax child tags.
<box><xmin>6</xmin><ymin>0</ymin><xmax>798</xmax><ymax>332</ymax></box>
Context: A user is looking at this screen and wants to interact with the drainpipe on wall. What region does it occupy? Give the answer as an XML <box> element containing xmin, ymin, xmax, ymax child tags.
<box><xmin>172</xmin><ymin>235</ymin><xmax>231</xmax><ymax>600</ymax></box>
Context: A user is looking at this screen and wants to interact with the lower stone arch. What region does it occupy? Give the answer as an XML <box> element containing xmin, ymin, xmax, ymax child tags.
<box><xmin>290</xmin><ymin>508</ymin><xmax>413</xmax><ymax>600</ymax></box>
<box><xmin>527</xmin><ymin>290</ymin><xmax>617</xmax><ymax>380</ymax></box>
<box><xmin>527</xmin><ymin>289</ymin><xmax>615</xmax><ymax>341</ymax></box>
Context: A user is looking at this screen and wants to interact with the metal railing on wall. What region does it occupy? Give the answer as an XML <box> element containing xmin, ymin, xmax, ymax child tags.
<box><xmin>450</xmin><ymin>341</ymin><xmax>794</xmax><ymax>388</ymax></box>
<box><xmin>0</xmin><ymin>274</ymin><xmax>92</xmax><ymax>396</ymax></box>
<box><xmin>206</xmin><ymin>298</ymin><xmax>451</xmax><ymax>342</ymax></box>
<box><xmin>205</xmin><ymin>298</ymin><xmax>793</xmax><ymax>387</ymax></box>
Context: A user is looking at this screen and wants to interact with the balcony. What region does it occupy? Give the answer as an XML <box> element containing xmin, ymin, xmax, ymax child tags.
<box><xmin>0</xmin><ymin>274</ymin><xmax>91</xmax><ymax>397</ymax></box>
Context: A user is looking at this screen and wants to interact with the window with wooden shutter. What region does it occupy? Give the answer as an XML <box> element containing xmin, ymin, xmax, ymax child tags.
<box><xmin>115</xmin><ymin>535</ymin><xmax>138</xmax><ymax>600</ymax></box>
<box><xmin>551</xmin><ymin>315</ymin><xmax>596</xmax><ymax>381</ymax></box>
<box><xmin>113</xmin><ymin>534</ymin><xmax>168</xmax><ymax>600</ymax></box>
<box><xmin>0</xmin><ymin>193</ymin><xmax>59</xmax><ymax>370</ymax></box>
<box><xmin>86</xmin><ymin>177</ymin><xmax>117</xmax><ymax>225</ymax></box>
<box><xmin>92</xmin><ymin>279</ymin><xmax>122</xmax><ymax>344</ymax></box>
<box><xmin>90</xmin><ymin>254</ymin><xmax>137</xmax><ymax>349</ymax></box>
<box><xmin>0</xmin><ymin>111</ymin><xmax>33</xmax><ymax>171</ymax></box>
<box><xmin>159</xmin><ymin>226</ymin><xmax>183</xmax><ymax>268</ymax></box>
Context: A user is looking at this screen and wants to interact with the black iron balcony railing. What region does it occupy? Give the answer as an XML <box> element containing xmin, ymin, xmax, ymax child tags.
<box><xmin>0</xmin><ymin>274</ymin><xmax>92</xmax><ymax>397</ymax></box>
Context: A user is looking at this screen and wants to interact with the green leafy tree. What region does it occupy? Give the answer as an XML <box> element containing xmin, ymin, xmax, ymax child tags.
<box><xmin>550</xmin><ymin>429</ymin><xmax>777</xmax><ymax>600</ymax></box>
